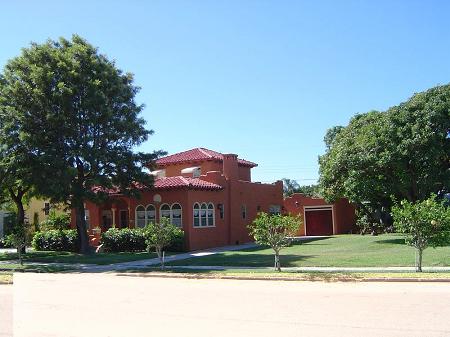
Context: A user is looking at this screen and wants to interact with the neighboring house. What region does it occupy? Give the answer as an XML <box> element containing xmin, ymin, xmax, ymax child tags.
<box><xmin>25</xmin><ymin>199</ymin><xmax>67</xmax><ymax>228</ymax></box>
<box><xmin>74</xmin><ymin>148</ymin><xmax>284</xmax><ymax>251</ymax></box>
<box><xmin>283</xmin><ymin>193</ymin><xmax>356</xmax><ymax>236</ymax></box>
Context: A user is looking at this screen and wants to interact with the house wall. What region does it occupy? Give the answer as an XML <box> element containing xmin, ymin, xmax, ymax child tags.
<box><xmin>25</xmin><ymin>198</ymin><xmax>68</xmax><ymax>228</ymax></box>
<box><xmin>283</xmin><ymin>193</ymin><xmax>356</xmax><ymax>235</ymax></box>
<box><xmin>160</xmin><ymin>160</ymin><xmax>252</xmax><ymax>181</ymax></box>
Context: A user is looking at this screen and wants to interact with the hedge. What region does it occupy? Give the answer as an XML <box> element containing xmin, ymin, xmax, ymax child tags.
<box><xmin>32</xmin><ymin>229</ymin><xmax>79</xmax><ymax>252</ymax></box>
<box><xmin>101</xmin><ymin>228</ymin><xmax>185</xmax><ymax>253</ymax></box>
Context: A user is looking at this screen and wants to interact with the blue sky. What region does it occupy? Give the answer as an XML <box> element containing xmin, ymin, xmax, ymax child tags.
<box><xmin>1</xmin><ymin>1</ymin><xmax>450</xmax><ymax>183</ymax></box>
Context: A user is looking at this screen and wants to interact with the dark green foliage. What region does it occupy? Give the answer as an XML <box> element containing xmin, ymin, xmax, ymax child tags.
<box><xmin>101</xmin><ymin>227</ymin><xmax>185</xmax><ymax>253</ymax></box>
<box><xmin>31</xmin><ymin>229</ymin><xmax>78</xmax><ymax>252</ymax></box>
<box><xmin>0</xmin><ymin>35</ymin><xmax>164</xmax><ymax>253</ymax></box>
<box><xmin>101</xmin><ymin>228</ymin><xmax>147</xmax><ymax>252</ymax></box>
<box><xmin>319</xmin><ymin>84</ymin><xmax>450</xmax><ymax>219</ymax></box>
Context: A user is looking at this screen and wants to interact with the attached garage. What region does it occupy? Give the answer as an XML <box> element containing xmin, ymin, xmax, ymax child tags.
<box><xmin>304</xmin><ymin>206</ymin><xmax>333</xmax><ymax>236</ymax></box>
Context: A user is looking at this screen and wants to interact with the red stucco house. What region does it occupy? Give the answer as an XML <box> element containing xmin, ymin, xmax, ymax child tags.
<box><xmin>76</xmin><ymin>148</ymin><xmax>283</xmax><ymax>251</ymax></box>
<box><xmin>283</xmin><ymin>193</ymin><xmax>356</xmax><ymax>236</ymax></box>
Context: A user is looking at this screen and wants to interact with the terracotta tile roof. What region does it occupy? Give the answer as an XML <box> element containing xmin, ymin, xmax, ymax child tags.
<box><xmin>153</xmin><ymin>176</ymin><xmax>223</xmax><ymax>190</ymax></box>
<box><xmin>93</xmin><ymin>176</ymin><xmax>223</xmax><ymax>195</ymax></box>
<box><xmin>156</xmin><ymin>148</ymin><xmax>257</xmax><ymax>168</ymax></box>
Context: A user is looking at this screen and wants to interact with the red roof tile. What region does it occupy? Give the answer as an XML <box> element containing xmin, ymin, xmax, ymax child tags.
<box><xmin>153</xmin><ymin>176</ymin><xmax>223</xmax><ymax>190</ymax></box>
<box><xmin>156</xmin><ymin>148</ymin><xmax>257</xmax><ymax>168</ymax></box>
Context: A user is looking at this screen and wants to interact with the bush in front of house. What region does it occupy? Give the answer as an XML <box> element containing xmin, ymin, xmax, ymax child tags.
<box><xmin>101</xmin><ymin>228</ymin><xmax>147</xmax><ymax>252</ymax></box>
<box><xmin>101</xmin><ymin>227</ymin><xmax>185</xmax><ymax>253</ymax></box>
<box><xmin>32</xmin><ymin>229</ymin><xmax>79</xmax><ymax>252</ymax></box>
<box><xmin>39</xmin><ymin>211</ymin><xmax>71</xmax><ymax>231</ymax></box>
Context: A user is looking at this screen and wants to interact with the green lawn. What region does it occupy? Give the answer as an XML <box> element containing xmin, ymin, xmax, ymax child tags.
<box><xmin>168</xmin><ymin>234</ymin><xmax>450</xmax><ymax>268</ymax></box>
<box><xmin>0</xmin><ymin>251</ymin><xmax>156</xmax><ymax>265</ymax></box>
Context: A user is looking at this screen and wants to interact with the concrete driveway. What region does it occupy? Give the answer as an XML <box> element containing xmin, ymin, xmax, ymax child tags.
<box><xmin>12</xmin><ymin>273</ymin><xmax>450</xmax><ymax>337</ymax></box>
<box><xmin>0</xmin><ymin>285</ymin><xmax>12</xmax><ymax>337</ymax></box>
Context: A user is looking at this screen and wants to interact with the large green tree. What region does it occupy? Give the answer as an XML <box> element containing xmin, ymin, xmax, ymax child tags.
<box><xmin>319</xmin><ymin>84</ymin><xmax>450</xmax><ymax>217</ymax></box>
<box><xmin>0</xmin><ymin>35</ymin><xmax>163</xmax><ymax>253</ymax></box>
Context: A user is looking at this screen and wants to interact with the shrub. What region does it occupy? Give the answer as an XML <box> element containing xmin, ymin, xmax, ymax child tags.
<box><xmin>32</xmin><ymin>229</ymin><xmax>79</xmax><ymax>252</ymax></box>
<box><xmin>39</xmin><ymin>211</ymin><xmax>71</xmax><ymax>231</ymax></box>
<box><xmin>101</xmin><ymin>227</ymin><xmax>185</xmax><ymax>253</ymax></box>
<box><xmin>101</xmin><ymin>228</ymin><xmax>147</xmax><ymax>252</ymax></box>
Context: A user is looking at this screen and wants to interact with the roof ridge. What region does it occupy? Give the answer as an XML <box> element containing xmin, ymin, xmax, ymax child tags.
<box><xmin>197</xmin><ymin>147</ymin><xmax>214</xmax><ymax>158</ymax></box>
<box><xmin>179</xmin><ymin>176</ymin><xmax>190</xmax><ymax>185</ymax></box>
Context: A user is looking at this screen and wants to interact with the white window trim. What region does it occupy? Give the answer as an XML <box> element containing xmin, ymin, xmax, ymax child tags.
<box><xmin>170</xmin><ymin>203</ymin><xmax>183</xmax><ymax>228</ymax></box>
<box><xmin>159</xmin><ymin>203</ymin><xmax>171</xmax><ymax>222</ymax></box>
<box><xmin>135</xmin><ymin>204</ymin><xmax>146</xmax><ymax>228</ymax></box>
<box><xmin>193</xmin><ymin>202</ymin><xmax>216</xmax><ymax>228</ymax></box>
<box><xmin>145</xmin><ymin>204</ymin><xmax>156</xmax><ymax>225</ymax></box>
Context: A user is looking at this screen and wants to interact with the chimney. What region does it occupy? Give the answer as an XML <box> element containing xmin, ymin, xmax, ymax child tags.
<box><xmin>222</xmin><ymin>154</ymin><xmax>239</xmax><ymax>181</ymax></box>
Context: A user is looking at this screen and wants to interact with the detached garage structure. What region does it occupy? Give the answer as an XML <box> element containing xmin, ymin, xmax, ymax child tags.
<box><xmin>283</xmin><ymin>194</ymin><xmax>356</xmax><ymax>236</ymax></box>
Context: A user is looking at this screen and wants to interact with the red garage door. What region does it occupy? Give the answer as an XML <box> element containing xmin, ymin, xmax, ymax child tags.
<box><xmin>305</xmin><ymin>209</ymin><xmax>333</xmax><ymax>236</ymax></box>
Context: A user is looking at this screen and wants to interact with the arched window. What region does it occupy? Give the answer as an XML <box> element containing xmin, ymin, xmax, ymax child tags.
<box><xmin>146</xmin><ymin>204</ymin><xmax>156</xmax><ymax>224</ymax></box>
<box><xmin>171</xmin><ymin>203</ymin><xmax>182</xmax><ymax>227</ymax></box>
<box><xmin>136</xmin><ymin>205</ymin><xmax>146</xmax><ymax>228</ymax></box>
<box><xmin>207</xmin><ymin>203</ymin><xmax>215</xmax><ymax>227</ymax></box>
<box><xmin>200</xmin><ymin>203</ymin><xmax>208</xmax><ymax>227</ymax></box>
<box><xmin>160</xmin><ymin>204</ymin><xmax>171</xmax><ymax>221</ymax></box>
<box><xmin>193</xmin><ymin>203</ymin><xmax>200</xmax><ymax>227</ymax></box>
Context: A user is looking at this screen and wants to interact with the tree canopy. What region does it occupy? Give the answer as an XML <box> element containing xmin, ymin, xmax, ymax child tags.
<box><xmin>0</xmin><ymin>35</ymin><xmax>163</xmax><ymax>253</ymax></box>
<box><xmin>319</xmin><ymin>84</ymin><xmax>450</xmax><ymax>215</ymax></box>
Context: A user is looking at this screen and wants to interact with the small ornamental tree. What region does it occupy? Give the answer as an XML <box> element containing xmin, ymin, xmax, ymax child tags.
<box><xmin>392</xmin><ymin>195</ymin><xmax>450</xmax><ymax>272</ymax></box>
<box><xmin>145</xmin><ymin>218</ymin><xmax>183</xmax><ymax>270</ymax></box>
<box><xmin>4</xmin><ymin>220</ymin><xmax>28</xmax><ymax>265</ymax></box>
<box><xmin>248</xmin><ymin>213</ymin><xmax>301</xmax><ymax>272</ymax></box>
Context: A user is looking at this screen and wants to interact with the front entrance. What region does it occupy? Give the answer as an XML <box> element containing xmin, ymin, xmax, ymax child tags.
<box><xmin>101</xmin><ymin>210</ymin><xmax>112</xmax><ymax>231</ymax></box>
<box><xmin>305</xmin><ymin>208</ymin><xmax>333</xmax><ymax>236</ymax></box>
<box><xmin>119</xmin><ymin>210</ymin><xmax>128</xmax><ymax>229</ymax></box>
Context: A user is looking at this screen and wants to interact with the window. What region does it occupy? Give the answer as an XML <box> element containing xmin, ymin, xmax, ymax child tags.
<box><xmin>207</xmin><ymin>203</ymin><xmax>215</xmax><ymax>226</ymax></box>
<box><xmin>146</xmin><ymin>205</ymin><xmax>156</xmax><ymax>224</ymax></box>
<box><xmin>194</xmin><ymin>202</ymin><xmax>215</xmax><ymax>228</ymax></box>
<box><xmin>193</xmin><ymin>203</ymin><xmax>200</xmax><ymax>227</ymax></box>
<box><xmin>257</xmin><ymin>205</ymin><xmax>261</xmax><ymax>212</ymax></box>
<box><xmin>269</xmin><ymin>205</ymin><xmax>281</xmax><ymax>215</ymax></box>
<box><xmin>136</xmin><ymin>205</ymin><xmax>146</xmax><ymax>228</ymax></box>
<box><xmin>241</xmin><ymin>205</ymin><xmax>247</xmax><ymax>219</ymax></box>
<box><xmin>200</xmin><ymin>203</ymin><xmax>207</xmax><ymax>227</ymax></box>
<box><xmin>160</xmin><ymin>204</ymin><xmax>171</xmax><ymax>221</ymax></box>
<box><xmin>171</xmin><ymin>203</ymin><xmax>182</xmax><ymax>227</ymax></box>
<box><xmin>44</xmin><ymin>203</ymin><xmax>50</xmax><ymax>215</ymax></box>
<box><xmin>218</xmin><ymin>204</ymin><xmax>224</xmax><ymax>219</ymax></box>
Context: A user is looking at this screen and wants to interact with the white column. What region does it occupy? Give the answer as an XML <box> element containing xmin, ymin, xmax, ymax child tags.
<box><xmin>112</xmin><ymin>208</ymin><xmax>116</xmax><ymax>228</ymax></box>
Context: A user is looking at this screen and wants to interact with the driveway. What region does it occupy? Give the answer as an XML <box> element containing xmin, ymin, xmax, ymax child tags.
<box><xmin>12</xmin><ymin>273</ymin><xmax>450</xmax><ymax>337</ymax></box>
<box><xmin>0</xmin><ymin>285</ymin><xmax>12</xmax><ymax>337</ymax></box>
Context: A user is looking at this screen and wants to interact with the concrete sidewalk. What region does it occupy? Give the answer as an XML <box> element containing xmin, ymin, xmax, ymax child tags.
<box><xmin>164</xmin><ymin>265</ymin><xmax>450</xmax><ymax>273</ymax></box>
<box><xmin>80</xmin><ymin>242</ymin><xmax>258</xmax><ymax>272</ymax></box>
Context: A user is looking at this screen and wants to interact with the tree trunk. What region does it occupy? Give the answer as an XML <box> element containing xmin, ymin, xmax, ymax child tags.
<box><xmin>75</xmin><ymin>202</ymin><xmax>90</xmax><ymax>254</ymax></box>
<box><xmin>274</xmin><ymin>250</ymin><xmax>281</xmax><ymax>272</ymax></box>
<box><xmin>10</xmin><ymin>189</ymin><xmax>27</xmax><ymax>255</ymax></box>
<box><xmin>415</xmin><ymin>248</ymin><xmax>423</xmax><ymax>272</ymax></box>
<box><xmin>156</xmin><ymin>246</ymin><xmax>164</xmax><ymax>270</ymax></box>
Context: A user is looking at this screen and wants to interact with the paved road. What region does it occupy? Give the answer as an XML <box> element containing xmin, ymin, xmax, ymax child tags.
<box><xmin>0</xmin><ymin>285</ymin><xmax>12</xmax><ymax>337</ymax></box>
<box><xmin>12</xmin><ymin>273</ymin><xmax>450</xmax><ymax>337</ymax></box>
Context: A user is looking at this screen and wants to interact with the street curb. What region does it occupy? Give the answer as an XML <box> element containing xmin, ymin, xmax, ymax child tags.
<box><xmin>115</xmin><ymin>272</ymin><xmax>450</xmax><ymax>283</ymax></box>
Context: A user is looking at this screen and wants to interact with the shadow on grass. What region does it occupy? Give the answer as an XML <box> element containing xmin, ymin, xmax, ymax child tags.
<box><xmin>168</xmin><ymin>253</ymin><xmax>318</xmax><ymax>268</ymax></box>
<box><xmin>375</xmin><ymin>238</ymin><xmax>405</xmax><ymax>245</ymax></box>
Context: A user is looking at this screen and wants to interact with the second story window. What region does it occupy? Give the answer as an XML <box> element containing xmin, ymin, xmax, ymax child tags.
<box><xmin>241</xmin><ymin>205</ymin><xmax>247</xmax><ymax>219</ymax></box>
